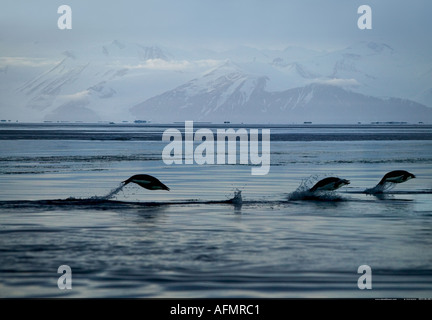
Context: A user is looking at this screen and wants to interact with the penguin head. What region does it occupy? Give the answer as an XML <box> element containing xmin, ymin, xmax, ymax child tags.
<box><xmin>406</xmin><ymin>172</ymin><xmax>416</xmax><ymax>180</ymax></box>
<box><xmin>338</xmin><ymin>179</ymin><xmax>350</xmax><ymax>187</ymax></box>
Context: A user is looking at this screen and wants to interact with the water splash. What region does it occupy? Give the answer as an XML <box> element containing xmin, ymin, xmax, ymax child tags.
<box><xmin>364</xmin><ymin>182</ymin><xmax>396</xmax><ymax>195</ymax></box>
<box><xmin>287</xmin><ymin>175</ymin><xmax>344</xmax><ymax>201</ymax></box>
<box><xmin>90</xmin><ymin>183</ymin><xmax>125</xmax><ymax>200</ymax></box>
<box><xmin>229</xmin><ymin>188</ymin><xmax>243</xmax><ymax>206</ymax></box>
<box><xmin>287</xmin><ymin>175</ymin><xmax>319</xmax><ymax>200</ymax></box>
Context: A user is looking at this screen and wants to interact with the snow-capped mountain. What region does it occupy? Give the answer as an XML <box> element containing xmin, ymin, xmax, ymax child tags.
<box><xmin>1</xmin><ymin>40</ymin><xmax>431</xmax><ymax>123</ymax></box>
<box><xmin>131</xmin><ymin>61</ymin><xmax>269</xmax><ymax>122</ymax></box>
<box><xmin>3</xmin><ymin>41</ymin><xmax>197</xmax><ymax>122</ymax></box>
<box><xmin>131</xmin><ymin>62</ymin><xmax>432</xmax><ymax>124</ymax></box>
<box><xmin>129</xmin><ymin>41</ymin><xmax>432</xmax><ymax>123</ymax></box>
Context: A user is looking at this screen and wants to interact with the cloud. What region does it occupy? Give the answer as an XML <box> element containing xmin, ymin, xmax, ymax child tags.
<box><xmin>125</xmin><ymin>59</ymin><xmax>190</xmax><ymax>71</ymax></box>
<box><xmin>315</xmin><ymin>78</ymin><xmax>361</xmax><ymax>87</ymax></box>
<box><xmin>0</xmin><ymin>57</ymin><xmax>58</xmax><ymax>68</ymax></box>
<box><xmin>56</xmin><ymin>90</ymin><xmax>91</xmax><ymax>103</ymax></box>
<box><xmin>124</xmin><ymin>59</ymin><xmax>221</xmax><ymax>71</ymax></box>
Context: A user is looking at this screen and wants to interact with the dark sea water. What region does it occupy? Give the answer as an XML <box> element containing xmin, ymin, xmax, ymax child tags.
<box><xmin>1</xmin><ymin>123</ymin><xmax>432</xmax><ymax>298</ymax></box>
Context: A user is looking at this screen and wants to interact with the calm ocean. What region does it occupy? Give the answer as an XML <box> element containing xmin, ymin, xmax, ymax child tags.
<box><xmin>1</xmin><ymin>123</ymin><xmax>432</xmax><ymax>298</ymax></box>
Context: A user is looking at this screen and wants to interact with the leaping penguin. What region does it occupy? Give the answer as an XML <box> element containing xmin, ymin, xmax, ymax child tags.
<box><xmin>377</xmin><ymin>170</ymin><xmax>416</xmax><ymax>186</ymax></box>
<box><xmin>309</xmin><ymin>177</ymin><xmax>350</xmax><ymax>192</ymax></box>
<box><xmin>364</xmin><ymin>170</ymin><xmax>416</xmax><ymax>195</ymax></box>
<box><xmin>122</xmin><ymin>174</ymin><xmax>170</xmax><ymax>191</ymax></box>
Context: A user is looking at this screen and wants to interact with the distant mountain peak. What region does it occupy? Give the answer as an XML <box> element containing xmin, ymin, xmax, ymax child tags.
<box><xmin>101</xmin><ymin>41</ymin><xmax>172</xmax><ymax>61</ymax></box>
<box><xmin>345</xmin><ymin>41</ymin><xmax>395</xmax><ymax>55</ymax></box>
<box><xmin>131</xmin><ymin>72</ymin><xmax>432</xmax><ymax>124</ymax></box>
<box><xmin>62</xmin><ymin>50</ymin><xmax>77</xmax><ymax>60</ymax></box>
<box><xmin>136</xmin><ymin>44</ymin><xmax>171</xmax><ymax>61</ymax></box>
<box><xmin>112</xmin><ymin>40</ymin><xmax>126</xmax><ymax>49</ymax></box>
<box><xmin>203</xmin><ymin>60</ymin><xmax>242</xmax><ymax>75</ymax></box>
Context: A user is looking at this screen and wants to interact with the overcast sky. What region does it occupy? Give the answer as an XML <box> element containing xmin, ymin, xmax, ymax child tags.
<box><xmin>1</xmin><ymin>0</ymin><xmax>431</xmax><ymax>54</ymax></box>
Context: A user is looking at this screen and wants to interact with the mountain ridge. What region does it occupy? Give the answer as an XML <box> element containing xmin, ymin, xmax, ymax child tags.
<box><xmin>131</xmin><ymin>63</ymin><xmax>432</xmax><ymax>124</ymax></box>
<box><xmin>1</xmin><ymin>40</ymin><xmax>431</xmax><ymax>123</ymax></box>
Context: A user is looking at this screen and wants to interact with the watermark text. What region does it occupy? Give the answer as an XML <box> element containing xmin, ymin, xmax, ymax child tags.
<box><xmin>162</xmin><ymin>121</ymin><xmax>270</xmax><ymax>175</ymax></box>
